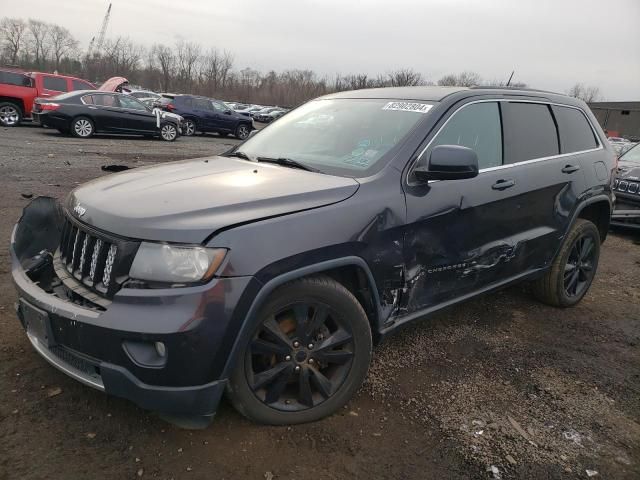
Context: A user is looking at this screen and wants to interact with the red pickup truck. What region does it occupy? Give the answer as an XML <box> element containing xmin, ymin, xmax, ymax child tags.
<box><xmin>0</xmin><ymin>68</ymin><xmax>95</xmax><ymax>127</ymax></box>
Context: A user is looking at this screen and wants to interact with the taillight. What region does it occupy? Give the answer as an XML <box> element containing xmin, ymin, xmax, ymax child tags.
<box><xmin>166</xmin><ymin>103</ymin><xmax>175</xmax><ymax>111</ymax></box>
<box><xmin>40</xmin><ymin>103</ymin><xmax>60</xmax><ymax>111</ymax></box>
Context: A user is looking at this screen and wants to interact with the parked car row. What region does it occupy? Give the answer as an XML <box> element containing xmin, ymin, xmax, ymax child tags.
<box><xmin>227</xmin><ymin>102</ymin><xmax>289</xmax><ymax>123</ymax></box>
<box><xmin>607</xmin><ymin>136</ymin><xmax>637</xmax><ymax>156</ymax></box>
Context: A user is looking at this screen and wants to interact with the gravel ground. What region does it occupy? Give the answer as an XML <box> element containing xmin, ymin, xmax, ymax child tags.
<box><xmin>0</xmin><ymin>126</ymin><xmax>639</xmax><ymax>480</ymax></box>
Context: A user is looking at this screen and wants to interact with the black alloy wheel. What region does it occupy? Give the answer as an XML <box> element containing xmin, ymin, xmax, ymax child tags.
<box><xmin>227</xmin><ymin>275</ymin><xmax>372</xmax><ymax>424</ymax></box>
<box><xmin>247</xmin><ymin>302</ymin><xmax>355</xmax><ymax>411</ymax></box>
<box><xmin>235</xmin><ymin>123</ymin><xmax>250</xmax><ymax>140</ymax></box>
<box><xmin>183</xmin><ymin>119</ymin><xmax>196</xmax><ymax>136</ymax></box>
<box><xmin>564</xmin><ymin>233</ymin><xmax>597</xmax><ymax>298</ymax></box>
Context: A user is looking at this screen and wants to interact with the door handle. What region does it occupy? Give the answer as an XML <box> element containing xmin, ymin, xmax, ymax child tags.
<box><xmin>562</xmin><ymin>164</ymin><xmax>581</xmax><ymax>174</ymax></box>
<box><xmin>492</xmin><ymin>179</ymin><xmax>516</xmax><ymax>190</ymax></box>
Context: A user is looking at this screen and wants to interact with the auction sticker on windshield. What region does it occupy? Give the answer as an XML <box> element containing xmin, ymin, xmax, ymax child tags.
<box><xmin>382</xmin><ymin>102</ymin><xmax>433</xmax><ymax>113</ymax></box>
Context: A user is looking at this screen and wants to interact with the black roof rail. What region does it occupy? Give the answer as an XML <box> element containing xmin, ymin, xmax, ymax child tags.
<box><xmin>469</xmin><ymin>85</ymin><xmax>561</xmax><ymax>95</ymax></box>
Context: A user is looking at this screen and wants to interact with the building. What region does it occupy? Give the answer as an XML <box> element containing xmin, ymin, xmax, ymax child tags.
<box><xmin>588</xmin><ymin>101</ymin><xmax>640</xmax><ymax>141</ymax></box>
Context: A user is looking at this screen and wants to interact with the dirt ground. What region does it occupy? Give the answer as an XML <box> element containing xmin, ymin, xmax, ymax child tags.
<box><xmin>1</xmin><ymin>126</ymin><xmax>639</xmax><ymax>480</ymax></box>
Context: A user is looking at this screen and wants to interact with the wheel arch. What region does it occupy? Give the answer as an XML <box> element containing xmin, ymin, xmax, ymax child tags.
<box><xmin>575</xmin><ymin>197</ymin><xmax>611</xmax><ymax>242</ymax></box>
<box><xmin>0</xmin><ymin>96</ymin><xmax>25</xmax><ymax>114</ymax></box>
<box><xmin>220</xmin><ymin>257</ymin><xmax>382</xmax><ymax>379</ymax></box>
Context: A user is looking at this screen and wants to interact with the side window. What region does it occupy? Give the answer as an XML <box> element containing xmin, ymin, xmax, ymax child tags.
<box><xmin>181</xmin><ymin>97</ymin><xmax>193</xmax><ymax>108</ymax></box>
<box><xmin>194</xmin><ymin>98</ymin><xmax>213</xmax><ymax>110</ymax></box>
<box><xmin>552</xmin><ymin>105</ymin><xmax>598</xmax><ymax>153</ymax></box>
<box><xmin>72</xmin><ymin>79</ymin><xmax>93</xmax><ymax>91</ymax></box>
<box><xmin>211</xmin><ymin>100</ymin><xmax>228</xmax><ymax>112</ymax></box>
<box><xmin>502</xmin><ymin>102</ymin><xmax>559</xmax><ymax>164</ymax></box>
<box><xmin>118</xmin><ymin>95</ymin><xmax>147</xmax><ymax>111</ymax></box>
<box><xmin>0</xmin><ymin>71</ymin><xmax>33</xmax><ymax>87</ymax></box>
<box><xmin>42</xmin><ymin>76</ymin><xmax>68</xmax><ymax>92</ymax></box>
<box><xmin>426</xmin><ymin>102</ymin><xmax>503</xmax><ymax>169</ymax></box>
<box><xmin>82</xmin><ymin>95</ymin><xmax>94</xmax><ymax>105</ymax></box>
<box><xmin>93</xmin><ymin>94</ymin><xmax>117</xmax><ymax>107</ymax></box>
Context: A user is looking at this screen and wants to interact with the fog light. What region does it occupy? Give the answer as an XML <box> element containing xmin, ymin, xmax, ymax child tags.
<box><xmin>155</xmin><ymin>341</ymin><xmax>166</xmax><ymax>357</ymax></box>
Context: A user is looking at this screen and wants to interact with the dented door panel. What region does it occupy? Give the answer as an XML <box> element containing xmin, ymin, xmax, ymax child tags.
<box><xmin>400</xmin><ymin>168</ymin><xmax>532</xmax><ymax>315</ymax></box>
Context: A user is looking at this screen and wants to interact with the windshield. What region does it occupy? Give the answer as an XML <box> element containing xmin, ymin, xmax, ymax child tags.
<box><xmin>238</xmin><ymin>98</ymin><xmax>433</xmax><ymax>176</ymax></box>
<box><xmin>620</xmin><ymin>143</ymin><xmax>640</xmax><ymax>165</ymax></box>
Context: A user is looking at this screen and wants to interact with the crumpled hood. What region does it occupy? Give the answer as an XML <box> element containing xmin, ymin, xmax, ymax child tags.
<box><xmin>68</xmin><ymin>157</ymin><xmax>359</xmax><ymax>243</ymax></box>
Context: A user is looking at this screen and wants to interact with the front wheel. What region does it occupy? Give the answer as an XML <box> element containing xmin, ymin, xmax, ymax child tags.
<box><xmin>532</xmin><ymin>219</ymin><xmax>600</xmax><ymax>307</ymax></box>
<box><xmin>160</xmin><ymin>122</ymin><xmax>178</xmax><ymax>141</ymax></box>
<box><xmin>227</xmin><ymin>275</ymin><xmax>372</xmax><ymax>425</ymax></box>
<box><xmin>235</xmin><ymin>123</ymin><xmax>251</xmax><ymax>140</ymax></box>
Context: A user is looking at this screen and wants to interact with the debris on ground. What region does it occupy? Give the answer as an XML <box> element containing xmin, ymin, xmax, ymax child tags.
<box><xmin>585</xmin><ymin>469</ymin><xmax>598</xmax><ymax>477</ymax></box>
<box><xmin>46</xmin><ymin>387</ymin><xmax>62</xmax><ymax>397</ymax></box>
<box><xmin>101</xmin><ymin>164</ymin><xmax>131</xmax><ymax>172</ymax></box>
<box><xmin>487</xmin><ymin>465</ymin><xmax>501</xmax><ymax>479</ymax></box>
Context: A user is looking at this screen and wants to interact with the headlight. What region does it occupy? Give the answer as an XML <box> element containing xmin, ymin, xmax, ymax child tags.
<box><xmin>129</xmin><ymin>243</ymin><xmax>227</xmax><ymax>284</ymax></box>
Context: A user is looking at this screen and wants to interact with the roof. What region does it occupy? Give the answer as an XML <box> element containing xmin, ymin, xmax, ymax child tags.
<box><xmin>322</xmin><ymin>86</ymin><xmax>468</xmax><ymax>101</ymax></box>
<box><xmin>320</xmin><ymin>85</ymin><xmax>579</xmax><ymax>103</ymax></box>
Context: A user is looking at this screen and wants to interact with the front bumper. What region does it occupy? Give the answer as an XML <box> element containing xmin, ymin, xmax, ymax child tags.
<box><xmin>11</xmin><ymin>222</ymin><xmax>258</xmax><ymax>417</ymax></box>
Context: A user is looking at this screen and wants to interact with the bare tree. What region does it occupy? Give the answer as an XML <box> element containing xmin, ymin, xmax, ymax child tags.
<box><xmin>49</xmin><ymin>24</ymin><xmax>77</xmax><ymax>71</ymax></box>
<box><xmin>27</xmin><ymin>19</ymin><xmax>51</xmax><ymax>68</ymax></box>
<box><xmin>0</xmin><ymin>18</ymin><xmax>27</xmax><ymax>64</ymax></box>
<box><xmin>387</xmin><ymin>69</ymin><xmax>425</xmax><ymax>87</ymax></box>
<box><xmin>437</xmin><ymin>71</ymin><xmax>481</xmax><ymax>87</ymax></box>
<box><xmin>175</xmin><ymin>40</ymin><xmax>201</xmax><ymax>90</ymax></box>
<box><xmin>567</xmin><ymin>83</ymin><xmax>601</xmax><ymax>103</ymax></box>
<box><xmin>152</xmin><ymin>44</ymin><xmax>175</xmax><ymax>92</ymax></box>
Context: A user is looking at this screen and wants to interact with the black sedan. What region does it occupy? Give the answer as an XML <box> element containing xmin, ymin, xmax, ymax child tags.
<box><xmin>31</xmin><ymin>90</ymin><xmax>182</xmax><ymax>141</ymax></box>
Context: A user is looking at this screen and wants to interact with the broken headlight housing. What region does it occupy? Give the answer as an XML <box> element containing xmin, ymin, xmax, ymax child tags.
<box><xmin>129</xmin><ymin>243</ymin><xmax>226</xmax><ymax>284</ymax></box>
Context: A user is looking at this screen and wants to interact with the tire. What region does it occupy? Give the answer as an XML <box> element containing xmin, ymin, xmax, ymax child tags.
<box><xmin>70</xmin><ymin>117</ymin><xmax>94</xmax><ymax>138</ymax></box>
<box><xmin>160</xmin><ymin>122</ymin><xmax>178</xmax><ymax>141</ymax></box>
<box><xmin>0</xmin><ymin>102</ymin><xmax>22</xmax><ymax>127</ymax></box>
<box><xmin>183</xmin><ymin>119</ymin><xmax>196</xmax><ymax>136</ymax></box>
<box><xmin>227</xmin><ymin>275</ymin><xmax>373</xmax><ymax>425</ymax></box>
<box><xmin>235</xmin><ymin>123</ymin><xmax>251</xmax><ymax>140</ymax></box>
<box><xmin>532</xmin><ymin>219</ymin><xmax>600</xmax><ymax>307</ymax></box>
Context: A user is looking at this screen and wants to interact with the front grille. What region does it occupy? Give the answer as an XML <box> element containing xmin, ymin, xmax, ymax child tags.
<box><xmin>614</xmin><ymin>180</ymin><xmax>640</xmax><ymax>196</ymax></box>
<box><xmin>58</xmin><ymin>215</ymin><xmax>139</xmax><ymax>299</ymax></box>
<box><xmin>48</xmin><ymin>345</ymin><xmax>101</xmax><ymax>379</ymax></box>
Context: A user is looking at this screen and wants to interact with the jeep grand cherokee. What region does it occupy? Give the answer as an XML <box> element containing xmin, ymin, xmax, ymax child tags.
<box><xmin>11</xmin><ymin>86</ymin><xmax>615</xmax><ymax>426</ymax></box>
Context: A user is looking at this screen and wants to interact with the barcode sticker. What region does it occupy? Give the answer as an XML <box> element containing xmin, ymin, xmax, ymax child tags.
<box><xmin>382</xmin><ymin>102</ymin><xmax>433</xmax><ymax>113</ymax></box>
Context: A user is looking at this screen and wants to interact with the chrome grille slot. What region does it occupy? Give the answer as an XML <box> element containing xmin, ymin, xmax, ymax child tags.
<box><xmin>628</xmin><ymin>182</ymin><xmax>638</xmax><ymax>194</ymax></box>
<box><xmin>57</xmin><ymin>215</ymin><xmax>139</xmax><ymax>300</ymax></box>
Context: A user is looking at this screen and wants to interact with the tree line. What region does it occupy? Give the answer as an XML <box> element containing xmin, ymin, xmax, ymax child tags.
<box><xmin>0</xmin><ymin>16</ymin><xmax>601</xmax><ymax>106</ymax></box>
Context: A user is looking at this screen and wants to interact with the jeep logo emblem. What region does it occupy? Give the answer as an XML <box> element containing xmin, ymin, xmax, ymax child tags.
<box><xmin>73</xmin><ymin>204</ymin><xmax>86</xmax><ymax>217</ymax></box>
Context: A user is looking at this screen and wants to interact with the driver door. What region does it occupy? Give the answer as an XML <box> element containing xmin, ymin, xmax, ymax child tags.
<box><xmin>400</xmin><ymin>101</ymin><xmax>530</xmax><ymax>313</ymax></box>
<box><xmin>117</xmin><ymin>95</ymin><xmax>157</xmax><ymax>133</ymax></box>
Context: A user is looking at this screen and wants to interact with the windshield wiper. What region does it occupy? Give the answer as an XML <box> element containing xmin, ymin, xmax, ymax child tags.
<box><xmin>256</xmin><ymin>157</ymin><xmax>320</xmax><ymax>173</ymax></box>
<box><xmin>227</xmin><ymin>150</ymin><xmax>253</xmax><ymax>161</ymax></box>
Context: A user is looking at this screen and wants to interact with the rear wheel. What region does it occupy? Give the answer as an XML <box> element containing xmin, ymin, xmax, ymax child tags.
<box><xmin>235</xmin><ymin>123</ymin><xmax>251</xmax><ymax>140</ymax></box>
<box><xmin>532</xmin><ymin>219</ymin><xmax>600</xmax><ymax>307</ymax></box>
<box><xmin>183</xmin><ymin>119</ymin><xmax>196</xmax><ymax>136</ymax></box>
<box><xmin>0</xmin><ymin>102</ymin><xmax>22</xmax><ymax>127</ymax></box>
<box><xmin>71</xmin><ymin>117</ymin><xmax>94</xmax><ymax>138</ymax></box>
<box><xmin>160</xmin><ymin>122</ymin><xmax>178</xmax><ymax>141</ymax></box>
<box><xmin>227</xmin><ymin>275</ymin><xmax>372</xmax><ymax>425</ymax></box>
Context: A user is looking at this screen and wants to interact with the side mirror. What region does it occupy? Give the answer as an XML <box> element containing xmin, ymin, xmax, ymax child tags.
<box><xmin>414</xmin><ymin>145</ymin><xmax>479</xmax><ymax>182</ymax></box>
<box><xmin>224</xmin><ymin>109</ymin><xmax>232</xmax><ymax>115</ymax></box>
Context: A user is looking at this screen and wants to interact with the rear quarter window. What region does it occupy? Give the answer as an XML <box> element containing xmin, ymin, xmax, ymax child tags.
<box><xmin>43</xmin><ymin>76</ymin><xmax>68</xmax><ymax>92</ymax></box>
<box><xmin>0</xmin><ymin>71</ymin><xmax>33</xmax><ymax>87</ymax></box>
<box><xmin>552</xmin><ymin>105</ymin><xmax>598</xmax><ymax>153</ymax></box>
<box><xmin>502</xmin><ymin>102</ymin><xmax>559</xmax><ymax>164</ymax></box>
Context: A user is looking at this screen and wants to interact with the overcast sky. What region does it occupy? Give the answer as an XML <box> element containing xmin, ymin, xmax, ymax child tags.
<box><xmin>3</xmin><ymin>0</ymin><xmax>639</xmax><ymax>100</ymax></box>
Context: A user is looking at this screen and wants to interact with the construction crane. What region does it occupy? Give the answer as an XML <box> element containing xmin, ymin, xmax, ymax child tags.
<box><xmin>86</xmin><ymin>3</ymin><xmax>112</xmax><ymax>57</ymax></box>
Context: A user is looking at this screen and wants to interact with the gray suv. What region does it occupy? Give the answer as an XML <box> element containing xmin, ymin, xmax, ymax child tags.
<box><xmin>11</xmin><ymin>86</ymin><xmax>615</xmax><ymax>426</ymax></box>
